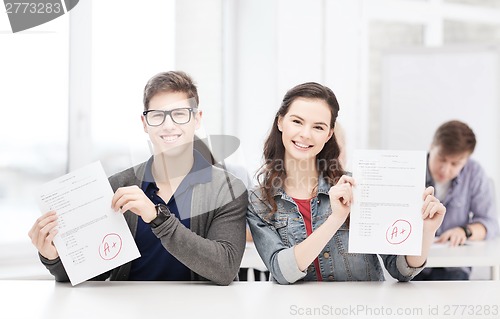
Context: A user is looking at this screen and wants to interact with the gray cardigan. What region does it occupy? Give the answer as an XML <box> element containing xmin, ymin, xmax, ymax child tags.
<box><xmin>41</xmin><ymin>160</ymin><xmax>248</xmax><ymax>285</ymax></box>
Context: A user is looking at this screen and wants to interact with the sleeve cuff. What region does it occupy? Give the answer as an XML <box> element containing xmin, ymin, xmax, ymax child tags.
<box><xmin>277</xmin><ymin>247</ymin><xmax>307</xmax><ymax>284</ymax></box>
<box><xmin>396</xmin><ymin>255</ymin><xmax>425</xmax><ymax>278</ymax></box>
<box><xmin>39</xmin><ymin>253</ymin><xmax>61</xmax><ymax>265</ymax></box>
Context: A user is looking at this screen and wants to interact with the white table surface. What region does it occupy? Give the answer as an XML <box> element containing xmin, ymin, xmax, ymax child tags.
<box><xmin>1</xmin><ymin>280</ymin><xmax>499</xmax><ymax>319</ymax></box>
<box><xmin>426</xmin><ymin>238</ymin><xmax>500</xmax><ymax>280</ymax></box>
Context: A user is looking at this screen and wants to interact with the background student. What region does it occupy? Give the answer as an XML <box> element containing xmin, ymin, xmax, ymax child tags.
<box><xmin>247</xmin><ymin>82</ymin><xmax>446</xmax><ymax>284</ymax></box>
<box><xmin>413</xmin><ymin>120</ymin><xmax>499</xmax><ymax>281</ymax></box>
<box><xmin>28</xmin><ymin>71</ymin><xmax>247</xmax><ymax>285</ymax></box>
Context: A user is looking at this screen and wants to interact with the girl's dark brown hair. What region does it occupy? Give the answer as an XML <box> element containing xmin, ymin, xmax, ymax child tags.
<box><xmin>257</xmin><ymin>82</ymin><xmax>343</xmax><ymax>214</ymax></box>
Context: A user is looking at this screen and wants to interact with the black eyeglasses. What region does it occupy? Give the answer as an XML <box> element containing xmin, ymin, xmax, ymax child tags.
<box><xmin>142</xmin><ymin>108</ymin><xmax>195</xmax><ymax>126</ymax></box>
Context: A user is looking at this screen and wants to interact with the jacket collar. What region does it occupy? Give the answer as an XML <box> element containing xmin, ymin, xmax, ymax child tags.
<box><xmin>142</xmin><ymin>149</ymin><xmax>212</xmax><ymax>189</ymax></box>
<box><xmin>272</xmin><ymin>173</ymin><xmax>331</xmax><ymax>199</ymax></box>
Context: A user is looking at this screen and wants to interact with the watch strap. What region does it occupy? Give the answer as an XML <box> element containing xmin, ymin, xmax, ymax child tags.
<box><xmin>461</xmin><ymin>225</ymin><xmax>472</xmax><ymax>239</ymax></box>
<box><xmin>149</xmin><ymin>203</ymin><xmax>171</xmax><ymax>228</ymax></box>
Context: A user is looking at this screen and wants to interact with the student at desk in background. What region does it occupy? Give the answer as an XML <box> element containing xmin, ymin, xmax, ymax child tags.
<box><xmin>28</xmin><ymin>71</ymin><xmax>247</xmax><ymax>285</ymax></box>
<box><xmin>247</xmin><ymin>82</ymin><xmax>446</xmax><ymax>284</ymax></box>
<box><xmin>414</xmin><ymin>120</ymin><xmax>499</xmax><ymax>281</ymax></box>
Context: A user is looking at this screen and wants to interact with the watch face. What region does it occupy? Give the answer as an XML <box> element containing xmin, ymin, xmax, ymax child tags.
<box><xmin>150</xmin><ymin>204</ymin><xmax>170</xmax><ymax>227</ymax></box>
<box><xmin>158</xmin><ymin>204</ymin><xmax>169</xmax><ymax>215</ymax></box>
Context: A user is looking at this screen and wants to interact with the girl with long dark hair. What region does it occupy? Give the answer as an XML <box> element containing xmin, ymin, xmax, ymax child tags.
<box><xmin>247</xmin><ymin>82</ymin><xmax>446</xmax><ymax>284</ymax></box>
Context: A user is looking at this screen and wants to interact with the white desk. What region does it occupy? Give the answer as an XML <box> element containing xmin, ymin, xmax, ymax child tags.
<box><xmin>1</xmin><ymin>280</ymin><xmax>500</xmax><ymax>319</ymax></box>
<box><xmin>427</xmin><ymin>238</ymin><xmax>500</xmax><ymax>280</ymax></box>
<box><xmin>241</xmin><ymin>238</ymin><xmax>500</xmax><ymax>280</ymax></box>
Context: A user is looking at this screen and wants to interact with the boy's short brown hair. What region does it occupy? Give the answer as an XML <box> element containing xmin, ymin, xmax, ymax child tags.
<box><xmin>143</xmin><ymin>71</ymin><xmax>199</xmax><ymax>111</ymax></box>
<box><xmin>432</xmin><ymin>120</ymin><xmax>476</xmax><ymax>155</ymax></box>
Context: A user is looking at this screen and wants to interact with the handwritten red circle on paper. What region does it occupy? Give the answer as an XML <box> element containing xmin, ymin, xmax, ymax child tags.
<box><xmin>99</xmin><ymin>233</ymin><xmax>122</xmax><ymax>260</ymax></box>
<box><xmin>386</xmin><ymin>219</ymin><xmax>412</xmax><ymax>245</ymax></box>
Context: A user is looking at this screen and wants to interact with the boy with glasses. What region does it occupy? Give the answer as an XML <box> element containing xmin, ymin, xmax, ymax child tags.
<box><xmin>29</xmin><ymin>71</ymin><xmax>248</xmax><ymax>285</ymax></box>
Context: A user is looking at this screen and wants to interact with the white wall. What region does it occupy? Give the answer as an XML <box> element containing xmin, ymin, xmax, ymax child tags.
<box><xmin>233</xmin><ymin>0</ymin><xmax>367</xmax><ymax>177</ymax></box>
<box><xmin>233</xmin><ymin>0</ymin><xmax>279</xmax><ymax>178</ymax></box>
<box><xmin>176</xmin><ymin>0</ymin><xmax>223</xmax><ymax>136</ymax></box>
<box><xmin>381</xmin><ymin>45</ymin><xmax>500</xmax><ymax>205</ymax></box>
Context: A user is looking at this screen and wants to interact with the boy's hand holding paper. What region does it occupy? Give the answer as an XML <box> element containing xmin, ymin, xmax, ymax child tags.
<box><xmin>37</xmin><ymin>161</ymin><xmax>140</xmax><ymax>286</ymax></box>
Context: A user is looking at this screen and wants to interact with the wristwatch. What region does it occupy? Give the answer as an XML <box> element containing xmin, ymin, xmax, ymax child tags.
<box><xmin>148</xmin><ymin>203</ymin><xmax>172</xmax><ymax>228</ymax></box>
<box><xmin>461</xmin><ymin>225</ymin><xmax>472</xmax><ymax>239</ymax></box>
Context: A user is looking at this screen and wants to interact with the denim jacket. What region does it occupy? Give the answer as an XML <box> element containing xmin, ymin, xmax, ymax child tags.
<box><xmin>247</xmin><ymin>176</ymin><xmax>423</xmax><ymax>284</ymax></box>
